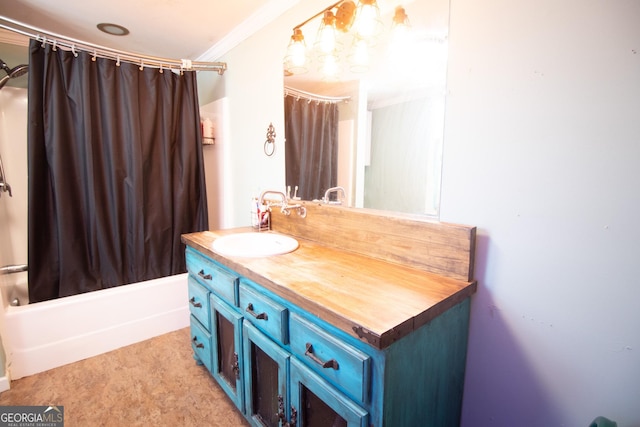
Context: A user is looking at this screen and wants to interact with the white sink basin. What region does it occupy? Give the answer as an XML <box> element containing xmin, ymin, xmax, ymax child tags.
<box><xmin>212</xmin><ymin>232</ymin><xmax>299</xmax><ymax>257</ymax></box>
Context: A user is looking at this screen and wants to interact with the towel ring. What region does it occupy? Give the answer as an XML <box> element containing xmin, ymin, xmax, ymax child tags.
<box><xmin>264</xmin><ymin>123</ymin><xmax>276</xmax><ymax>156</ymax></box>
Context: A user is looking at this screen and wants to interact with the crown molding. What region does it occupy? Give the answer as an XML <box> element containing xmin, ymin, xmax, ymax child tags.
<box><xmin>0</xmin><ymin>28</ymin><xmax>29</xmax><ymax>46</ymax></box>
<box><xmin>197</xmin><ymin>0</ymin><xmax>299</xmax><ymax>61</ymax></box>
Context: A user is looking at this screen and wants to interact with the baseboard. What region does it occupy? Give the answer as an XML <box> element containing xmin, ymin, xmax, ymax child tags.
<box><xmin>0</xmin><ymin>375</ymin><xmax>9</xmax><ymax>392</ymax></box>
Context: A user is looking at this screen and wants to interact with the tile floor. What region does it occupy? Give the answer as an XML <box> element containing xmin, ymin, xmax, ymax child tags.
<box><xmin>0</xmin><ymin>327</ymin><xmax>249</xmax><ymax>426</ymax></box>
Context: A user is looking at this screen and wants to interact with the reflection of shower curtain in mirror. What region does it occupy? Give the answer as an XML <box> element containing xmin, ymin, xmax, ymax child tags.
<box><xmin>284</xmin><ymin>95</ymin><xmax>338</xmax><ymax>201</ymax></box>
<box><xmin>27</xmin><ymin>40</ymin><xmax>208</xmax><ymax>303</ymax></box>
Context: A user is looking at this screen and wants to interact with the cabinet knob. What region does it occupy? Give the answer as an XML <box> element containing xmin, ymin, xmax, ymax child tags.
<box><xmin>192</xmin><ymin>336</ymin><xmax>204</xmax><ymax>349</ymax></box>
<box><xmin>189</xmin><ymin>297</ymin><xmax>202</xmax><ymax>308</ymax></box>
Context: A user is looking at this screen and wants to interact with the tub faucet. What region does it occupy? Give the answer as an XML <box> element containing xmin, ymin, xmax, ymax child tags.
<box><xmin>323</xmin><ymin>186</ymin><xmax>346</xmax><ymax>205</ymax></box>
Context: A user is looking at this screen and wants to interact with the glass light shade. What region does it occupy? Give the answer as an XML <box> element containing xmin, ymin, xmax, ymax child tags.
<box><xmin>319</xmin><ymin>53</ymin><xmax>340</xmax><ymax>78</ymax></box>
<box><xmin>349</xmin><ymin>38</ymin><xmax>370</xmax><ymax>73</ymax></box>
<box><xmin>284</xmin><ymin>28</ymin><xmax>308</xmax><ymax>73</ymax></box>
<box><xmin>390</xmin><ymin>6</ymin><xmax>411</xmax><ymax>46</ymax></box>
<box><xmin>353</xmin><ymin>0</ymin><xmax>381</xmax><ymax>40</ymax></box>
<box><xmin>316</xmin><ymin>11</ymin><xmax>338</xmax><ymax>54</ymax></box>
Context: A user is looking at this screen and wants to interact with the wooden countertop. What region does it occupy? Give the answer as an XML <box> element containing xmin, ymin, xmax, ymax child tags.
<box><xmin>182</xmin><ymin>229</ymin><xmax>477</xmax><ymax>349</ymax></box>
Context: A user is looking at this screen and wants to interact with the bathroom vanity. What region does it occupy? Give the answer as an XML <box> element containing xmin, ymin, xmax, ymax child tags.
<box><xmin>182</xmin><ymin>204</ymin><xmax>476</xmax><ymax>427</ymax></box>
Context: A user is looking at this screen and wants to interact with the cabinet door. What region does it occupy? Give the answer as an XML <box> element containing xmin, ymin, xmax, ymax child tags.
<box><xmin>211</xmin><ymin>295</ymin><xmax>244</xmax><ymax>411</ymax></box>
<box><xmin>243</xmin><ymin>321</ymin><xmax>290</xmax><ymax>427</ymax></box>
<box><xmin>290</xmin><ymin>358</ymin><xmax>369</xmax><ymax>427</ymax></box>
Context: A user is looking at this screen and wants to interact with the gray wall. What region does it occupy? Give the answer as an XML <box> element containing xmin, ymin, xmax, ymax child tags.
<box><xmin>198</xmin><ymin>0</ymin><xmax>640</xmax><ymax>424</ymax></box>
<box><xmin>442</xmin><ymin>0</ymin><xmax>640</xmax><ymax>425</ymax></box>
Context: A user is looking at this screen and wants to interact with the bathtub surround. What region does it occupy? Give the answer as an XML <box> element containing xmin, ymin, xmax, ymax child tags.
<box><xmin>27</xmin><ymin>39</ymin><xmax>208</xmax><ymax>303</ymax></box>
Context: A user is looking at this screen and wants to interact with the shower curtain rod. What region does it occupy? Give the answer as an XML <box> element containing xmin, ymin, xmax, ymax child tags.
<box><xmin>284</xmin><ymin>86</ymin><xmax>350</xmax><ymax>104</ymax></box>
<box><xmin>0</xmin><ymin>16</ymin><xmax>227</xmax><ymax>74</ymax></box>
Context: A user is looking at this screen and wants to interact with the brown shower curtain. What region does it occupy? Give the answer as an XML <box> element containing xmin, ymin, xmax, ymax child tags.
<box><xmin>27</xmin><ymin>40</ymin><xmax>208</xmax><ymax>303</ymax></box>
<box><xmin>284</xmin><ymin>95</ymin><xmax>338</xmax><ymax>201</ymax></box>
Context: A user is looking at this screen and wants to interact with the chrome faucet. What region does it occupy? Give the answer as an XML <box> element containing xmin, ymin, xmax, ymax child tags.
<box><xmin>259</xmin><ymin>190</ymin><xmax>307</xmax><ymax>218</ymax></box>
<box><xmin>259</xmin><ymin>190</ymin><xmax>287</xmax><ymax>208</ymax></box>
<box><xmin>323</xmin><ymin>186</ymin><xmax>346</xmax><ymax>205</ymax></box>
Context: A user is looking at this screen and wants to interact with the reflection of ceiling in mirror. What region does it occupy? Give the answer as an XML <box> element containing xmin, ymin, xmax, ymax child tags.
<box><xmin>283</xmin><ymin>0</ymin><xmax>449</xmax><ymax>103</ymax></box>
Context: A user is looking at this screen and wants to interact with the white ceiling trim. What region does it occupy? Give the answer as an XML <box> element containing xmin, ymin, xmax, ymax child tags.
<box><xmin>0</xmin><ymin>28</ymin><xmax>29</xmax><ymax>46</ymax></box>
<box><xmin>197</xmin><ymin>0</ymin><xmax>299</xmax><ymax>61</ymax></box>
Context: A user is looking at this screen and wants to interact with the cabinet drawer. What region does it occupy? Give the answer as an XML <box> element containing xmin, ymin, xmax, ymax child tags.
<box><xmin>188</xmin><ymin>277</ymin><xmax>210</xmax><ymax>330</ymax></box>
<box><xmin>290</xmin><ymin>313</ymin><xmax>371</xmax><ymax>404</ymax></box>
<box><xmin>186</xmin><ymin>247</ymin><xmax>238</xmax><ymax>307</ymax></box>
<box><xmin>190</xmin><ymin>316</ymin><xmax>212</xmax><ymax>373</ymax></box>
<box><xmin>239</xmin><ymin>281</ymin><xmax>288</xmax><ymax>344</ymax></box>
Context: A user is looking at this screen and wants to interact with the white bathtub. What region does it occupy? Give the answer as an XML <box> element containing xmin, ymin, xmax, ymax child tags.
<box><xmin>1</xmin><ymin>273</ymin><xmax>189</xmax><ymax>383</ymax></box>
<box><xmin>0</xmin><ymin>87</ymin><xmax>194</xmax><ymax>389</ymax></box>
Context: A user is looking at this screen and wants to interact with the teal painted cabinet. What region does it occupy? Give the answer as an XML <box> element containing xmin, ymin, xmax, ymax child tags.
<box><xmin>185</xmin><ymin>246</ymin><xmax>471</xmax><ymax>427</ymax></box>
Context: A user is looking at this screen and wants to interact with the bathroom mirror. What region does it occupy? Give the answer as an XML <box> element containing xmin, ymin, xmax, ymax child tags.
<box><xmin>283</xmin><ymin>0</ymin><xmax>449</xmax><ymax>217</ymax></box>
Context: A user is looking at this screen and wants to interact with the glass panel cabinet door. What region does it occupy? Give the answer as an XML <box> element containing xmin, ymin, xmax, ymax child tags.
<box><xmin>243</xmin><ymin>322</ymin><xmax>290</xmax><ymax>427</ymax></box>
<box><xmin>211</xmin><ymin>295</ymin><xmax>244</xmax><ymax>411</ymax></box>
<box><xmin>290</xmin><ymin>358</ymin><xmax>369</xmax><ymax>427</ymax></box>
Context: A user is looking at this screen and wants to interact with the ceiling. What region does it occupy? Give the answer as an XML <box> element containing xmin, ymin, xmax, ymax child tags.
<box><xmin>0</xmin><ymin>0</ymin><xmax>295</xmax><ymax>61</ymax></box>
<box><xmin>0</xmin><ymin>0</ymin><xmax>449</xmax><ymax>101</ymax></box>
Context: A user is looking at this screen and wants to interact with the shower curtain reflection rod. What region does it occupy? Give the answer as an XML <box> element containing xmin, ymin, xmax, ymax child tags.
<box><xmin>284</xmin><ymin>86</ymin><xmax>350</xmax><ymax>104</ymax></box>
<box><xmin>0</xmin><ymin>16</ymin><xmax>227</xmax><ymax>74</ymax></box>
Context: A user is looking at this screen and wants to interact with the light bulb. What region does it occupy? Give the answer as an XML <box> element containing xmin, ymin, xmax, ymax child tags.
<box><xmin>354</xmin><ymin>0</ymin><xmax>380</xmax><ymax>39</ymax></box>
<box><xmin>285</xmin><ymin>28</ymin><xmax>308</xmax><ymax>73</ymax></box>
<box><xmin>390</xmin><ymin>6</ymin><xmax>411</xmax><ymax>46</ymax></box>
<box><xmin>317</xmin><ymin>11</ymin><xmax>337</xmax><ymax>54</ymax></box>
<box><xmin>321</xmin><ymin>54</ymin><xmax>339</xmax><ymax>77</ymax></box>
<box><xmin>350</xmin><ymin>38</ymin><xmax>369</xmax><ymax>72</ymax></box>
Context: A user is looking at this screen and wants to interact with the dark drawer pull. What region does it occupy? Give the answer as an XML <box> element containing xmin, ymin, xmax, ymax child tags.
<box><xmin>192</xmin><ymin>336</ymin><xmax>204</xmax><ymax>349</ymax></box>
<box><xmin>198</xmin><ymin>269</ymin><xmax>212</xmax><ymax>280</ymax></box>
<box><xmin>246</xmin><ymin>303</ymin><xmax>268</xmax><ymax>320</ymax></box>
<box><xmin>305</xmin><ymin>343</ymin><xmax>339</xmax><ymax>370</ymax></box>
<box><xmin>189</xmin><ymin>297</ymin><xmax>202</xmax><ymax>308</ymax></box>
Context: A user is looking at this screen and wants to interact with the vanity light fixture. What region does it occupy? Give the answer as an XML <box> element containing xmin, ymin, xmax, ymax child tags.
<box><xmin>283</xmin><ymin>0</ymin><xmax>410</xmax><ymax>78</ymax></box>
